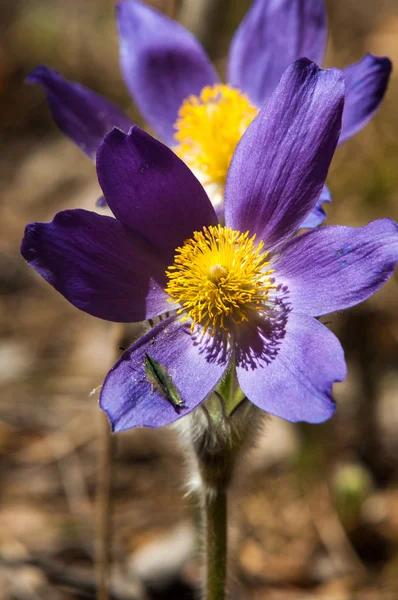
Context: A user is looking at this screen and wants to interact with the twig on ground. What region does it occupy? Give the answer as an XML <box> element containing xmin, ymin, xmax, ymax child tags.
<box><xmin>95</xmin><ymin>411</ymin><xmax>114</xmax><ymax>600</ymax></box>
<box><xmin>0</xmin><ymin>554</ymin><xmax>139</xmax><ymax>600</ymax></box>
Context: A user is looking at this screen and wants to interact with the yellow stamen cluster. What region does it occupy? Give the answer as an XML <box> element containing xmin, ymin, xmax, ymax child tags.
<box><xmin>173</xmin><ymin>84</ymin><xmax>258</xmax><ymax>187</ymax></box>
<box><xmin>165</xmin><ymin>225</ymin><xmax>275</xmax><ymax>335</ymax></box>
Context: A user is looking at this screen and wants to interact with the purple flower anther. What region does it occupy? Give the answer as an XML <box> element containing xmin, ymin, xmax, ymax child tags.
<box><xmin>21</xmin><ymin>60</ymin><xmax>398</xmax><ymax>431</ymax></box>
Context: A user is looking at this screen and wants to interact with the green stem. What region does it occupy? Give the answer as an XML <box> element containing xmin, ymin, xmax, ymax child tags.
<box><xmin>193</xmin><ymin>392</ymin><xmax>254</xmax><ymax>599</ymax></box>
<box><xmin>204</xmin><ymin>487</ymin><xmax>227</xmax><ymax>600</ymax></box>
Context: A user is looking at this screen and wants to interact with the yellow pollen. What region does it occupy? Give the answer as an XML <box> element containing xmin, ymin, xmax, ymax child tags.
<box><xmin>165</xmin><ymin>225</ymin><xmax>275</xmax><ymax>336</ymax></box>
<box><xmin>173</xmin><ymin>84</ymin><xmax>258</xmax><ymax>188</ymax></box>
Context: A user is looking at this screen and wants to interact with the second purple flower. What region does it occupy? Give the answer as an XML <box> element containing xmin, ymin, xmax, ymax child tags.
<box><xmin>27</xmin><ymin>0</ymin><xmax>391</xmax><ymax>226</ymax></box>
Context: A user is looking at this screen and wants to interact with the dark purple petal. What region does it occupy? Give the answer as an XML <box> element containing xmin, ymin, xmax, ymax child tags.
<box><xmin>100</xmin><ymin>317</ymin><xmax>231</xmax><ymax>431</ymax></box>
<box><xmin>21</xmin><ymin>209</ymin><xmax>169</xmax><ymax>323</ymax></box>
<box><xmin>117</xmin><ymin>0</ymin><xmax>218</xmax><ymax>145</ymax></box>
<box><xmin>97</xmin><ymin>127</ymin><xmax>218</xmax><ymax>263</ymax></box>
<box><xmin>299</xmin><ymin>185</ymin><xmax>331</xmax><ymax>229</ymax></box>
<box><xmin>274</xmin><ymin>219</ymin><xmax>398</xmax><ymax>316</ymax></box>
<box><xmin>27</xmin><ymin>66</ymin><xmax>133</xmax><ymax>160</ymax></box>
<box><xmin>236</xmin><ymin>313</ymin><xmax>346</xmax><ymax>423</ymax></box>
<box><xmin>227</xmin><ymin>0</ymin><xmax>327</xmax><ymax>107</ymax></box>
<box><xmin>339</xmin><ymin>54</ymin><xmax>392</xmax><ymax>145</ymax></box>
<box><xmin>224</xmin><ymin>59</ymin><xmax>344</xmax><ymax>250</ymax></box>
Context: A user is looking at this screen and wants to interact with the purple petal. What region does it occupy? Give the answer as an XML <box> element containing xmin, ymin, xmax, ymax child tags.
<box><xmin>339</xmin><ymin>54</ymin><xmax>392</xmax><ymax>145</ymax></box>
<box><xmin>236</xmin><ymin>313</ymin><xmax>346</xmax><ymax>423</ymax></box>
<box><xmin>274</xmin><ymin>219</ymin><xmax>398</xmax><ymax>316</ymax></box>
<box><xmin>97</xmin><ymin>127</ymin><xmax>218</xmax><ymax>263</ymax></box>
<box><xmin>227</xmin><ymin>0</ymin><xmax>327</xmax><ymax>107</ymax></box>
<box><xmin>21</xmin><ymin>209</ymin><xmax>169</xmax><ymax>323</ymax></box>
<box><xmin>27</xmin><ymin>66</ymin><xmax>133</xmax><ymax>160</ymax></box>
<box><xmin>224</xmin><ymin>59</ymin><xmax>344</xmax><ymax>250</ymax></box>
<box><xmin>299</xmin><ymin>185</ymin><xmax>331</xmax><ymax>229</ymax></box>
<box><xmin>117</xmin><ymin>0</ymin><xmax>218</xmax><ymax>145</ymax></box>
<box><xmin>100</xmin><ymin>317</ymin><xmax>231</xmax><ymax>431</ymax></box>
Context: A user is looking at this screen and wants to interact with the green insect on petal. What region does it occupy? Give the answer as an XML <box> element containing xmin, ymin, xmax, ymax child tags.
<box><xmin>144</xmin><ymin>353</ymin><xmax>186</xmax><ymax>410</ymax></box>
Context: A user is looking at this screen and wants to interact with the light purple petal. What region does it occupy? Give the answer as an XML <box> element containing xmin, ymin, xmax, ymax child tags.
<box><xmin>227</xmin><ymin>0</ymin><xmax>327</xmax><ymax>107</ymax></box>
<box><xmin>100</xmin><ymin>317</ymin><xmax>231</xmax><ymax>431</ymax></box>
<box><xmin>97</xmin><ymin>127</ymin><xmax>218</xmax><ymax>263</ymax></box>
<box><xmin>299</xmin><ymin>185</ymin><xmax>331</xmax><ymax>229</ymax></box>
<box><xmin>27</xmin><ymin>66</ymin><xmax>133</xmax><ymax>160</ymax></box>
<box><xmin>224</xmin><ymin>59</ymin><xmax>344</xmax><ymax>250</ymax></box>
<box><xmin>21</xmin><ymin>209</ymin><xmax>169</xmax><ymax>323</ymax></box>
<box><xmin>274</xmin><ymin>219</ymin><xmax>398</xmax><ymax>316</ymax></box>
<box><xmin>236</xmin><ymin>313</ymin><xmax>346</xmax><ymax>423</ymax></box>
<box><xmin>96</xmin><ymin>196</ymin><xmax>107</xmax><ymax>208</ymax></box>
<box><xmin>117</xmin><ymin>0</ymin><xmax>218</xmax><ymax>145</ymax></box>
<box><xmin>339</xmin><ymin>54</ymin><xmax>392</xmax><ymax>145</ymax></box>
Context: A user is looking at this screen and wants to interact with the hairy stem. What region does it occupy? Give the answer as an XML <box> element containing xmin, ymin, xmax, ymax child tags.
<box><xmin>204</xmin><ymin>487</ymin><xmax>227</xmax><ymax>600</ymax></box>
<box><xmin>189</xmin><ymin>393</ymin><xmax>256</xmax><ymax>599</ymax></box>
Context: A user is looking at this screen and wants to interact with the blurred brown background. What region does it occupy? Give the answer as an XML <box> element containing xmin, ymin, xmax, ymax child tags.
<box><xmin>1</xmin><ymin>0</ymin><xmax>398</xmax><ymax>598</ymax></box>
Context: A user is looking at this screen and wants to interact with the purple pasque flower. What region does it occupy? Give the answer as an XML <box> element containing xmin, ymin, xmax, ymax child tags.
<box><xmin>27</xmin><ymin>0</ymin><xmax>391</xmax><ymax>225</ymax></box>
<box><xmin>21</xmin><ymin>60</ymin><xmax>398</xmax><ymax>431</ymax></box>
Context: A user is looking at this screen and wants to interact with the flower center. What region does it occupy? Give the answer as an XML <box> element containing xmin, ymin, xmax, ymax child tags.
<box><xmin>165</xmin><ymin>225</ymin><xmax>275</xmax><ymax>336</ymax></box>
<box><xmin>173</xmin><ymin>85</ymin><xmax>258</xmax><ymax>192</ymax></box>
